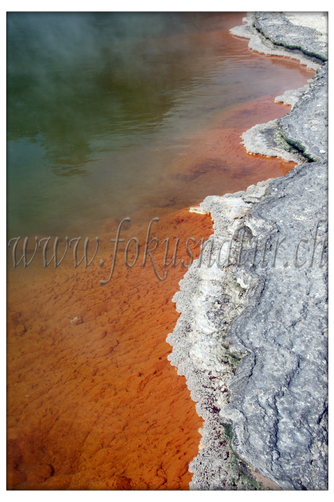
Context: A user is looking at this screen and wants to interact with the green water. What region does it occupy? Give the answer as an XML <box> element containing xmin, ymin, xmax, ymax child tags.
<box><xmin>7</xmin><ymin>12</ymin><xmax>307</xmax><ymax>238</ymax></box>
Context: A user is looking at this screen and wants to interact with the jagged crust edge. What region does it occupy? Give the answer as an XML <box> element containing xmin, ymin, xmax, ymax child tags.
<box><xmin>166</xmin><ymin>12</ymin><xmax>328</xmax><ymax>491</ymax></box>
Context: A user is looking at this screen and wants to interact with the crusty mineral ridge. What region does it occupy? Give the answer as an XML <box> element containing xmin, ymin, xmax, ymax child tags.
<box><xmin>253</xmin><ymin>12</ymin><xmax>327</xmax><ymax>63</ymax></box>
<box><xmin>278</xmin><ymin>63</ymin><xmax>328</xmax><ymax>163</ymax></box>
<box><xmin>167</xmin><ymin>12</ymin><xmax>328</xmax><ymax>490</ymax></box>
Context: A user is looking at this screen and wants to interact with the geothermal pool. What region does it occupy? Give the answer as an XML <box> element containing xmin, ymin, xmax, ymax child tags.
<box><xmin>7</xmin><ymin>12</ymin><xmax>314</xmax><ymax>489</ymax></box>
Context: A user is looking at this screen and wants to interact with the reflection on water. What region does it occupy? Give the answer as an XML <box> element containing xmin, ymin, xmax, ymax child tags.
<box><xmin>8</xmin><ymin>12</ymin><xmax>313</xmax><ymax>237</ymax></box>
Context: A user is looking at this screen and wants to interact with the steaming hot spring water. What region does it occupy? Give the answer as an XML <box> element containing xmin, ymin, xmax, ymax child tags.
<box><xmin>7</xmin><ymin>12</ymin><xmax>314</xmax><ymax>489</ymax></box>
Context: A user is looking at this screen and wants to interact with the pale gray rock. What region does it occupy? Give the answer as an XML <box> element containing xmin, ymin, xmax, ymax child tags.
<box><xmin>278</xmin><ymin>64</ymin><xmax>328</xmax><ymax>162</ymax></box>
<box><xmin>222</xmin><ymin>162</ymin><xmax>328</xmax><ymax>490</ymax></box>
<box><xmin>167</xmin><ymin>12</ymin><xmax>328</xmax><ymax>491</ymax></box>
<box><xmin>275</xmin><ymin>85</ymin><xmax>309</xmax><ymax>108</ymax></box>
<box><xmin>230</xmin><ymin>15</ymin><xmax>320</xmax><ymax>71</ymax></box>
<box><xmin>241</xmin><ymin>119</ymin><xmax>305</xmax><ymax>164</ymax></box>
<box><xmin>253</xmin><ymin>12</ymin><xmax>327</xmax><ymax>63</ymax></box>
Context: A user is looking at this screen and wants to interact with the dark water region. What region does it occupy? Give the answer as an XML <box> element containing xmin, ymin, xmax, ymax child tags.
<box><xmin>7</xmin><ymin>12</ymin><xmax>311</xmax><ymax>238</ymax></box>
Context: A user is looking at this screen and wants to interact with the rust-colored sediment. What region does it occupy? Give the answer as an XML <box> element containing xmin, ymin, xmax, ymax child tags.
<box><xmin>7</xmin><ymin>36</ymin><xmax>315</xmax><ymax>489</ymax></box>
<box><xmin>7</xmin><ymin>210</ymin><xmax>214</xmax><ymax>490</ymax></box>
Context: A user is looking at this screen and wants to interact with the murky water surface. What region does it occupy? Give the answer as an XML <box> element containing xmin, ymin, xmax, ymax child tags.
<box><xmin>7</xmin><ymin>12</ymin><xmax>314</xmax><ymax>490</ymax></box>
<box><xmin>8</xmin><ymin>12</ymin><xmax>312</xmax><ymax>237</ymax></box>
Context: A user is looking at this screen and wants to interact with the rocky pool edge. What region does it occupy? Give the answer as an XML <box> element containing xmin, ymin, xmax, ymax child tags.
<box><xmin>167</xmin><ymin>12</ymin><xmax>328</xmax><ymax>490</ymax></box>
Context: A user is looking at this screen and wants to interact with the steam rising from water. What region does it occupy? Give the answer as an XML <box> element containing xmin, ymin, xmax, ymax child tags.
<box><xmin>8</xmin><ymin>13</ymin><xmax>235</xmax><ymax>236</ymax></box>
<box><xmin>8</xmin><ymin>12</ymin><xmax>219</xmax><ymax>155</ymax></box>
<box><xmin>7</xmin><ymin>13</ymin><xmax>313</xmax><ymax>238</ymax></box>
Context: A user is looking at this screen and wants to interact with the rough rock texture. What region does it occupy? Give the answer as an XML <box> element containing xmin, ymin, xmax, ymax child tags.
<box><xmin>275</xmin><ymin>85</ymin><xmax>309</xmax><ymax>108</ymax></box>
<box><xmin>242</xmin><ymin>65</ymin><xmax>327</xmax><ymax>164</ymax></box>
<box><xmin>167</xmin><ymin>12</ymin><xmax>328</xmax><ymax>491</ymax></box>
<box><xmin>220</xmin><ymin>163</ymin><xmax>328</xmax><ymax>490</ymax></box>
<box><xmin>241</xmin><ymin>119</ymin><xmax>305</xmax><ymax>165</ymax></box>
<box><xmin>253</xmin><ymin>12</ymin><xmax>327</xmax><ymax>63</ymax></box>
<box><xmin>278</xmin><ymin>64</ymin><xmax>328</xmax><ymax>162</ymax></box>
<box><xmin>230</xmin><ymin>15</ymin><xmax>320</xmax><ymax>71</ymax></box>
